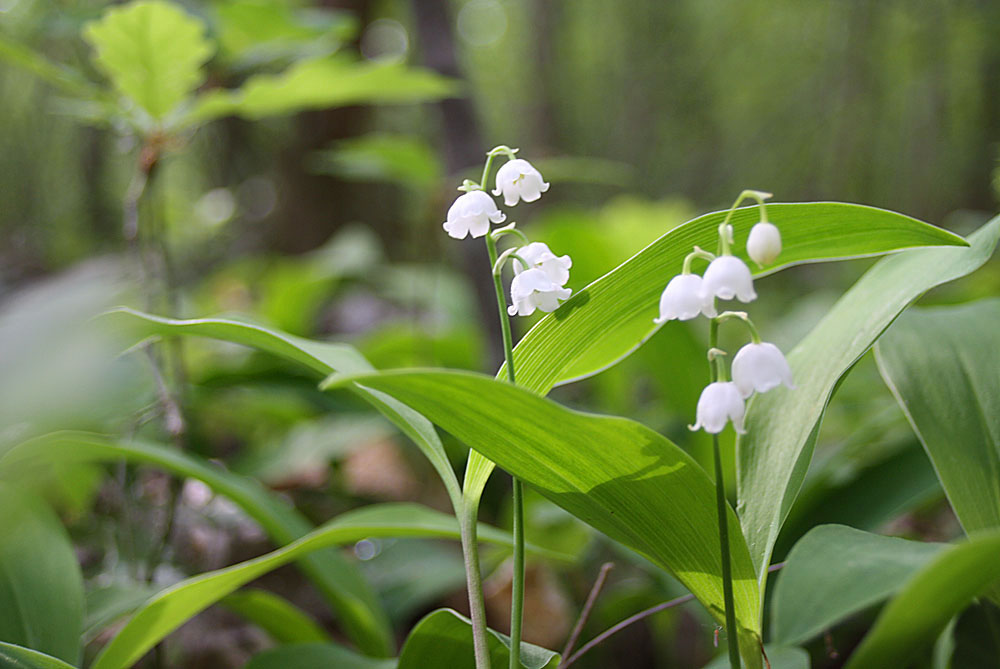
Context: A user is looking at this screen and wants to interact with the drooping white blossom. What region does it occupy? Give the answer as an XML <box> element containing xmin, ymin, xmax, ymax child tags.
<box><xmin>493</xmin><ymin>158</ymin><xmax>550</xmax><ymax>207</ymax></box>
<box><xmin>731</xmin><ymin>342</ymin><xmax>795</xmax><ymax>398</ymax></box>
<box><xmin>701</xmin><ymin>255</ymin><xmax>757</xmax><ymax>303</ymax></box>
<box><xmin>654</xmin><ymin>273</ymin><xmax>718</xmax><ymax>323</ymax></box>
<box><xmin>443</xmin><ymin>190</ymin><xmax>506</xmax><ymax>239</ymax></box>
<box><xmin>512</xmin><ymin>242</ymin><xmax>572</xmax><ymax>286</ymax></box>
<box><xmin>507</xmin><ymin>268</ymin><xmax>571</xmax><ymax>317</ymax></box>
<box><xmin>746</xmin><ymin>222</ymin><xmax>782</xmax><ymax>266</ymax></box>
<box><xmin>690</xmin><ymin>381</ymin><xmax>746</xmax><ymax>434</ymax></box>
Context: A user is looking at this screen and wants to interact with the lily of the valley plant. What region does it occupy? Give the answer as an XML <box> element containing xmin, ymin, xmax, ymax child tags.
<box><xmin>442</xmin><ymin>145</ymin><xmax>569</xmax><ymax>669</ymax></box>
<box><xmin>655</xmin><ymin>189</ymin><xmax>794</xmax><ymax>668</ymax></box>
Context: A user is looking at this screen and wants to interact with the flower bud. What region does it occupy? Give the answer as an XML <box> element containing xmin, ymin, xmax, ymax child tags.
<box><xmin>746</xmin><ymin>222</ymin><xmax>782</xmax><ymax>266</ymax></box>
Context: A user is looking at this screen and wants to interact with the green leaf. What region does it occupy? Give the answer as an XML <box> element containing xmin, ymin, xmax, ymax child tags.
<box><xmin>875</xmin><ymin>298</ymin><xmax>1000</xmax><ymax>535</ymax></box>
<box><xmin>949</xmin><ymin>600</ymin><xmax>1000</xmax><ymax>667</ymax></box>
<box><xmin>83</xmin><ymin>584</ymin><xmax>157</xmax><ymax>641</ymax></box>
<box><xmin>320</xmin><ymin>369</ymin><xmax>764</xmax><ymax>669</ymax></box>
<box><xmin>738</xmin><ymin>217</ymin><xmax>1000</xmax><ymax>595</ymax></box>
<box><xmin>184</xmin><ymin>57</ymin><xmax>457</xmax><ymax>125</ymax></box>
<box><xmin>220</xmin><ymin>589</ymin><xmax>329</xmax><ymax>644</ymax></box>
<box><xmin>0</xmin><ymin>432</ymin><xmax>392</xmax><ymax>658</ymax></box>
<box><xmin>507</xmin><ymin>202</ymin><xmax>967</xmax><ymax>394</ymax></box>
<box><xmin>770</xmin><ymin>525</ymin><xmax>946</xmax><ymax>646</ymax></box>
<box><xmin>247</xmin><ymin>643</ymin><xmax>395</xmax><ymax>669</ymax></box>
<box><xmin>83</xmin><ymin>0</ymin><xmax>214</xmax><ymax>120</ymax></box>
<box><xmin>87</xmin><ymin>503</ymin><xmax>526</xmax><ymax>669</ymax></box>
<box><xmin>0</xmin><ymin>35</ymin><xmax>99</xmax><ymax>100</ymax></box>
<box><xmin>0</xmin><ymin>488</ymin><xmax>83</xmax><ymax>665</ymax></box>
<box><xmin>703</xmin><ymin>645</ymin><xmax>809</xmax><ymax>669</ymax></box>
<box><xmin>0</xmin><ymin>642</ymin><xmax>77</xmax><ymax>669</ymax></box>
<box><xmin>101</xmin><ymin>308</ymin><xmax>464</xmax><ymax>510</ymax></box>
<box><xmin>398</xmin><ymin>609</ymin><xmax>558</xmax><ymax>669</ymax></box>
<box><xmin>845</xmin><ymin>531</ymin><xmax>1000</xmax><ymax>668</ymax></box>
<box><xmin>311</xmin><ymin>133</ymin><xmax>442</xmax><ymax>190</ymax></box>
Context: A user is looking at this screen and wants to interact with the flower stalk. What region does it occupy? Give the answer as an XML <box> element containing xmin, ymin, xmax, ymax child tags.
<box><xmin>709</xmin><ymin>317</ymin><xmax>741</xmax><ymax>669</ymax></box>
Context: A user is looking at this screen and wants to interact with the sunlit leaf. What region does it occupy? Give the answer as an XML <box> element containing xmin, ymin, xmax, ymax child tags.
<box><xmin>0</xmin><ymin>488</ymin><xmax>83</xmax><ymax>665</ymax></box>
<box><xmin>398</xmin><ymin>609</ymin><xmax>558</xmax><ymax>669</ymax></box>
<box><xmin>738</xmin><ymin>217</ymin><xmax>999</xmax><ymax>596</ymax></box>
<box><xmin>771</xmin><ymin>525</ymin><xmax>945</xmax><ymax>646</ymax></box>
<box><xmin>320</xmin><ymin>369</ymin><xmax>764</xmax><ymax>668</ymax></box>
<box><xmin>875</xmin><ymin>298</ymin><xmax>1000</xmax><ymax>535</ymax></box>
<box><xmin>83</xmin><ymin>0</ymin><xmax>214</xmax><ymax>120</ymax></box>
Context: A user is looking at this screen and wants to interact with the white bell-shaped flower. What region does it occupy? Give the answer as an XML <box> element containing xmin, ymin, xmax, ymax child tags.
<box><xmin>746</xmin><ymin>222</ymin><xmax>782</xmax><ymax>266</ymax></box>
<box><xmin>512</xmin><ymin>242</ymin><xmax>572</xmax><ymax>287</ymax></box>
<box><xmin>443</xmin><ymin>190</ymin><xmax>506</xmax><ymax>239</ymax></box>
<box><xmin>508</xmin><ymin>268</ymin><xmax>571</xmax><ymax>317</ymax></box>
<box><xmin>493</xmin><ymin>158</ymin><xmax>550</xmax><ymax>207</ymax></box>
<box><xmin>701</xmin><ymin>255</ymin><xmax>757</xmax><ymax>303</ymax></box>
<box><xmin>690</xmin><ymin>382</ymin><xmax>746</xmax><ymax>434</ymax></box>
<box><xmin>731</xmin><ymin>342</ymin><xmax>795</xmax><ymax>398</ymax></box>
<box><xmin>654</xmin><ymin>274</ymin><xmax>718</xmax><ymax>323</ymax></box>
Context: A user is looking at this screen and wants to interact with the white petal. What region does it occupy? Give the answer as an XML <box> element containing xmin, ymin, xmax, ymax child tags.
<box><xmin>732</xmin><ymin>342</ymin><xmax>794</xmax><ymax>398</ymax></box>
<box><xmin>467</xmin><ymin>216</ymin><xmax>491</xmax><ymax>238</ymax></box>
<box><xmin>656</xmin><ymin>274</ymin><xmax>710</xmax><ymax>322</ymax></box>
<box><xmin>701</xmin><ymin>255</ymin><xmax>757</xmax><ymax>303</ymax></box>
<box><xmin>442</xmin><ymin>219</ymin><xmax>469</xmax><ymax>239</ymax></box>
<box><xmin>693</xmin><ymin>382</ymin><xmax>746</xmax><ymax>434</ymax></box>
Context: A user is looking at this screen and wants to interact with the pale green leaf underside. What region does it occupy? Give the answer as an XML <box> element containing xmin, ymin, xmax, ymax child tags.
<box><xmin>85</xmin><ymin>503</ymin><xmax>523</xmax><ymax>669</ymax></box>
<box><xmin>845</xmin><ymin>532</ymin><xmax>1000</xmax><ymax>668</ymax></box>
<box><xmin>322</xmin><ymin>369</ymin><xmax>763</xmax><ymax>668</ymax></box>
<box><xmin>0</xmin><ymin>431</ymin><xmax>392</xmax><ymax>658</ymax></box>
<box><xmin>220</xmin><ymin>589</ymin><xmax>329</xmax><ymax>645</ymax></box>
<box><xmin>247</xmin><ymin>642</ymin><xmax>396</xmax><ymax>669</ymax></box>
<box><xmin>875</xmin><ymin>299</ymin><xmax>1000</xmax><ymax>535</ymax></box>
<box><xmin>738</xmin><ymin>217</ymin><xmax>999</xmax><ymax>597</ymax></box>
<box><xmin>770</xmin><ymin>525</ymin><xmax>945</xmax><ymax>646</ymax></box>
<box><xmin>83</xmin><ymin>0</ymin><xmax>213</xmax><ymax>119</ymax></box>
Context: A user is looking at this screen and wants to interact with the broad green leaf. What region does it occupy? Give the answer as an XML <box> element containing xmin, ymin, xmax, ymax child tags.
<box><xmin>220</xmin><ymin>589</ymin><xmax>329</xmax><ymax>644</ymax></box>
<box><xmin>0</xmin><ymin>36</ymin><xmax>99</xmax><ymax>100</ymax></box>
<box><xmin>0</xmin><ymin>488</ymin><xmax>83</xmax><ymax>665</ymax></box>
<box><xmin>770</xmin><ymin>525</ymin><xmax>945</xmax><ymax>646</ymax></box>
<box><xmin>398</xmin><ymin>609</ymin><xmax>558</xmax><ymax>669</ymax></box>
<box><xmin>507</xmin><ymin>202</ymin><xmax>966</xmax><ymax>393</ymax></box>
<box><xmin>83</xmin><ymin>1</ymin><xmax>214</xmax><ymax>120</ymax></box>
<box><xmin>0</xmin><ymin>432</ymin><xmax>392</xmax><ymax>658</ymax></box>
<box><xmin>102</xmin><ymin>308</ymin><xmax>463</xmax><ymax>509</ymax></box>
<box><xmin>311</xmin><ymin>133</ymin><xmax>442</xmax><ymax>190</ymax></box>
<box><xmin>0</xmin><ymin>642</ymin><xmax>76</xmax><ymax>669</ymax></box>
<box><xmin>468</xmin><ymin>203</ymin><xmax>969</xmax><ymax>528</ymax></box>
<box><xmin>247</xmin><ymin>643</ymin><xmax>395</xmax><ymax>669</ymax></box>
<box><xmin>89</xmin><ymin>503</ymin><xmax>528</xmax><ymax>669</ymax></box>
<box><xmin>183</xmin><ymin>57</ymin><xmax>457</xmax><ymax>125</ymax></box>
<box><xmin>321</xmin><ymin>370</ymin><xmax>763</xmax><ymax>668</ymax></box>
<box><xmin>875</xmin><ymin>299</ymin><xmax>1000</xmax><ymax>535</ymax></box>
<box><xmin>703</xmin><ymin>645</ymin><xmax>809</xmax><ymax>669</ymax></box>
<box><xmin>949</xmin><ymin>600</ymin><xmax>1000</xmax><ymax>667</ymax></box>
<box><xmin>845</xmin><ymin>532</ymin><xmax>1000</xmax><ymax>668</ymax></box>
<box><xmin>738</xmin><ymin>217</ymin><xmax>1000</xmax><ymax>595</ymax></box>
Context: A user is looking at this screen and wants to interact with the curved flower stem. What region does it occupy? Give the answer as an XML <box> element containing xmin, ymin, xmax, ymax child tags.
<box><xmin>718</xmin><ymin>189</ymin><xmax>774</xmax><ymax>255</ymax></box>
<box><xmin>479</xmin><ymin>145</ymin><xmax>519</xmax><ymax>192</ymax></box>
<box><xmin>682</xmin><ymin>246</ymin><xmax>716</xmax><ymax>274</ymax></box>
<box><xmin>491</xmin><ymin>222</ymin><xmax>531</xmax><ymax>245</ymax></box>
<box><xmin>459</xmin><ymin>504</ymin><xmax>492</xmax><ymax>669</ymax></box>
<box><xmin>485</xmin><ymin>232</ymin><xmax>526</xmax><ymax>669</ymax></box>
<box><xmin>709</xmin><ymin>318</ymin><xmax>741</xmax><ymax>669</ymax></box>
<box><xmin>716</xmin><ymin>310</ymin><xmax>763</xmax><ymax>344</ymax></box>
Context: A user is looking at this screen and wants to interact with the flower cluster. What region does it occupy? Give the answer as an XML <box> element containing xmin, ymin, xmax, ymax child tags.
<box><xmin>655</xmin><ymin>191</ymin><xmax>793</xmax><ymax>434</ymax></box>
<box><xmin>442</xmin><ymin>148</ymin><xmax>571</xmax><ymax>317</ymax></box>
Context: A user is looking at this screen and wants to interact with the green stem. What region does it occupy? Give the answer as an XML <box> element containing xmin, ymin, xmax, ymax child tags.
<box><xmin>459</xmin><ymin>507</ymin><xmax>492</xmax><ymax>669</ymax></box>
<box><xmin>709</xmin><ymin>317</ymin><xmax>740</xmax><ymax>668</ymax></box>
<box><xmin>486</xmin><ymin>232</ymin><xmax>525</xmax><ymax>669</ymax></box>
